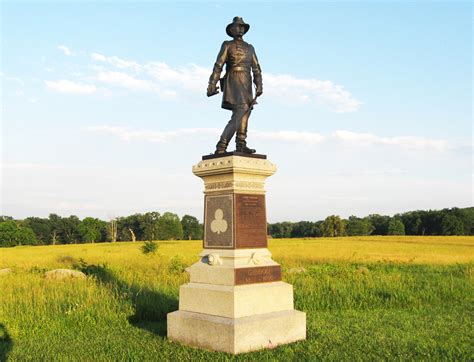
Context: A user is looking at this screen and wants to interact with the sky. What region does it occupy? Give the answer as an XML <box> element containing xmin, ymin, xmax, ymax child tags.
<box><xmin>1</xmin><ymin>1</ymin><xmax>472</xmax><ymax>222</ymax></box>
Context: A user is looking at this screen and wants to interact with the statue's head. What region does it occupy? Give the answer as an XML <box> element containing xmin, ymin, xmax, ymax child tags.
<box><xmin>226</xmin><ymin>16</ymin><xmax>250</xmax><ymax>38</ymax></box>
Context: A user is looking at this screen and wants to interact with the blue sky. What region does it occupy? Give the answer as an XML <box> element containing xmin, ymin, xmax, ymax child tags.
<box><xmin>1</xmin><ymin>1</ymin><xmax>472</xmax><ymax>221</ymax></box>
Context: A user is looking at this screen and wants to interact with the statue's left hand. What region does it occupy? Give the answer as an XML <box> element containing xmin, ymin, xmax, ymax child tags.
<box><xmin>256</xmin><ymin>87</ymin><xmax>263</xmax><ymax>97</ymax></box>
<box><xmin>207</xmin><ymin>83</ymin><xmax>218</xmax><ymax>97</ymax></box>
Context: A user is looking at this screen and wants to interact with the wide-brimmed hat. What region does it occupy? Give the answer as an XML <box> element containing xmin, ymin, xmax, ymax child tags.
<box><xmin>226</xmin><ymin>16</ymin><xmax>250</xmax><ymax>37</ymax></box>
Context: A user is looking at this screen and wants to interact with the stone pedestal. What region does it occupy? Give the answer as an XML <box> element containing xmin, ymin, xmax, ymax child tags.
<box><xmin>167</xmin><ymin>153</ymin><xmax>306</xmax><ymax>354</ymax></box>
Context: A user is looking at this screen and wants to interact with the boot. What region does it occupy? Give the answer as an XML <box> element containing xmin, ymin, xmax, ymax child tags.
<box><xmin>236</xmin><ymin>144</ymin><xmax>256</xmax><ymax>154</ymax></box>
<box><xmin>236</xmin><ymin>132</ymin><xmax>256</xmax><ymax>154</ymax></box>
<box><xmin>214</xmin><ymin>137</ymin><xmax>228</xmax><ymax>154</ymax></box>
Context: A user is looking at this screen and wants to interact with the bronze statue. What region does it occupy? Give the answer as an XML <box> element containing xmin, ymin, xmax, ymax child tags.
<box><xmin>207</xmin><ymin>16</ymin><xmax>263</xmax><ymax>154</ymax></box>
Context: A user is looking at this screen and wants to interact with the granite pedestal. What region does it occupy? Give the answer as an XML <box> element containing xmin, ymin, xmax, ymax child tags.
<box><xmin>167</xmin><ymin>154</ymin><xmax>306</xmax><ymax>354</ymax></box>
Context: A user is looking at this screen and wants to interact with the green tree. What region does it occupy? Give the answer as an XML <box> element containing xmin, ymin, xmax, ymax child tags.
<box><xmin>48</xmin><ymin>214</ymin><xmax>62</xmax><ymax>245</ymax></box>
<box><xmin>291</xmin><ymin>221</ymin><xmax>318</xmax><ymax>237</ymax></box>
<box><xmin>0</xmin><ymin>221</ymin><xmax>38</xmax><ymax>247</ymax></box>
<box><xmin>321</xmin><ymin>215</ymin><xmax>346</xmax><ymax>237</ymax></box>
<box><xmin>441</xmin><ymin>214</ymin><xmax>464</xmax><ymax>235</ymax></box>
<box><xmin>346</xmin><ymin>216</ymin><xmax>374</xmax><ymax>236</ymax></box>
<box><xmin>0</xmin><ymin>216</ymin><xmax>13</xmax><ymax>222</ymax></box>
<box><xmin>400</xmin><ymin>211</ymin><xmax>423</xmax><ymax>235</ymax></box>
<box><xmin>117</xmin><ymin>214</ymin><xmax>143</xmax><ymax>241</ymax></box>
<box><xmin>181</xmin><ymin>215</ymin><xmax>203</xmax><ymax>240</ymax></box>
<box><xmin>24</xmin><ymin>217</ymin><xmax>51</xmax><ymax>244</ymax></box>
<box><xmin>140</xmin><ymin>212</ymin><xmax>161</xmax><ymax>241</ymax></box>
<box><xmin>420</xmin><ymin>210</ymin><xmax>443</xmax><ymax>235</ymax></box>
<box><xmin>58</xmin><ymin>215</ymin><xmax>81</xmax><ymax>244</ymax></box>
<box><xmin>388</xmin><ymin>218</ymin><xmax>405</xmax><ymax>235</ymax></box>
<box><xmin>367</xmin><ymin>214</ymin><xmax>391</xmax><ymax>235</ymax></box>
<box><xmin>157</xmin><ymin>212</ymin><xmax>183</xmax><ymax>240</ymax></box>
<box><xmin>449</xmin><ymin>207</ymin><xmax>473</xmax><ymax>235</ymax></box>
<box><xmin>268</xmin><ymin>222</ymin><xmax>293</xmax><ymax>238</ymax></box>
<box><xmin>79</xmin><ymin>217</ymin><xmax>106</xmax><ymax>243</ymax></box>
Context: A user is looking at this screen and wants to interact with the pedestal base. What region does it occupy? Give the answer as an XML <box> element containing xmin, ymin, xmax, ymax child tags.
<box><xmin>167</xmin><ymin>309</ymin><xmax>306</xmax><ymax>354</ymax></box>
<box><xmin>179</xmin><ymin>281</ymin><xmax>293</xmax><ymax>318</ymax></box>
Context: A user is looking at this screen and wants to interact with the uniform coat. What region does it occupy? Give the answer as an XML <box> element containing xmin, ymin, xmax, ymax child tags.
<box><xmin>209</xmin><ymin>39</ymin><xmax>263</xmax><ymax>110</ymax></box>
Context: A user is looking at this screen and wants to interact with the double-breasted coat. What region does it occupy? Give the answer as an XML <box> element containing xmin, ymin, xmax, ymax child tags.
<box><xmin>209</xmin><ymin>39</ymin><xmax>263</xmax><ymax>110</ymax></box>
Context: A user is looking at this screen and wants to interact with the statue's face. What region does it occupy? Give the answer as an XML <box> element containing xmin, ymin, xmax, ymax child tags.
<box><xmin>232</xmin><ymin>24</ymin><xmax>245</xmax><ymax>37</ymax></box>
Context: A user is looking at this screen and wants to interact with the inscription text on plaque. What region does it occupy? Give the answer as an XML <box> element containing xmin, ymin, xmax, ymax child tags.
<box><xmin>234</xmin><ymin>265</ymin><xmax>282</xmax><ymax>285</ymax></box>
<box><xmin>235</xmin><ymin>194</ymin><xmax>267</xmax><ymax>248</ymax></box>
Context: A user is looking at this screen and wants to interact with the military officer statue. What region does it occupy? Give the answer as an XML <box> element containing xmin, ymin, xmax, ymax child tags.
<box><xmin>207</xmin><ymin>17</ymin><xmax>263</xmax><ymax>155</ymax></box>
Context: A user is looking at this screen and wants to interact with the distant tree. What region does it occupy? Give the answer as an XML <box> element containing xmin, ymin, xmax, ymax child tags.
<box><xmin>48</xmin><ymin>214</ymin><xmax>62</xmax><ymax>245</ymax></box>
<box><xmin>400</xmin><ymin>211</ymin><xmax>423</xmax><ymax>235</ymax></box>
<box><xmin>24</xmin><ymin>217</ymin><xmax>51</xmax><ymax>244</ymax></box>
<box><xmin>0</xmin><ymin>216</ymin><xmax>13</xmax><ymax>223</ymax></box>
<box><xmin>140</xmin><ymin>212</ymin><xmax>161</xmax><ymax>241</ymax></box>
<box><xmin>79</xmin><ymin>217</ymin><xmax>106</xmax><ymax>243</ymax></box>
<box><xmin>367</xmin><ymin>214</ymin><xmax>391</xmax><ymax>235</ymax></box>
<box><xmin>449</xmin><ymin>207</ymin><xmax>473</xmax><ymax>235</ymax></box>
<box><xmin>181</xmin><ymin>215</ymin><xmax>203</xmax><ymax>240</ymax></box>
<box><xmin>388</xmin><ymin>218</ymin><xmax>405</xmax><ymax>235</ymax></box>
<box><xmin>268</xmin><ymin>222</ymin><xmax>293</xmax><ymax>238</ymax></box>
<box><xmin>420</xmin><ymin>210</ymin><xmax>443</xmax><ymax>235</ymax></box>
<box><xmin>346</xmin><ymin>216</ymin><xmax>374</xmax><ymax>236</ymax></box>
<box><xmin>313</xmin><ymin>221</ymin><xmax>323</xmax><ymax>237</ymax></box>
<box><xmin>321</xmin><ymin>215</ymin><xmax>346</xmax><ymax>237</ymax></box>
<box><xmin>291</xmin><ymin>221</ymin><xmax>318</xmax><ymax>238</ymax></box>
<box><xmin>117</xmin><ymin>214</ymin><xmax>143</xmax><ymax>241</ymax></box>
<box><xmin>58</xmin><ymin>215</ymin><xmax>81</xmax><ymax>244</ymax></box>
<box><xmin>0</xmin><ymin>221</ymin><xmax>38</xmax><ymax>247</ymax></box>
<box><xmin>157</xmin><ymin>212</ymin><xmax>184</xmax><ymax>240</ymax></box>
<box><xmin>441</xmin><ymin>214</ymin><xmax>464</xmax><ymax>235</ymax></box>
<box><xmin>107</xmin><ymin>219</ymin><xmax>118</xmax><ymax>242</ymax></box>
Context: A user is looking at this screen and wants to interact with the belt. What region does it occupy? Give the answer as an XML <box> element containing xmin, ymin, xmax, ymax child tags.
<box><xmin>227</xmin><ymin>66</ymin><xmax>249</xmax><ymax>72</ymax></box>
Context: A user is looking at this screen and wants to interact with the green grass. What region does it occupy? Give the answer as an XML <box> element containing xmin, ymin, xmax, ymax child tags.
<box><xmin>0</xmin><ymin>237</ymin><xmax>473</xmax><ymax>360</ymax></box>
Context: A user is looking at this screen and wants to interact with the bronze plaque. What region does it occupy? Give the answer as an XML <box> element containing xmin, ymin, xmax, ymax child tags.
<box><xmin>234</xmin><ymin>194</ymin><xmax>267</xmax><ymax>248</ymax></box>
<box><xmin>234</xmin><ymin>265</ymin><xmax>281</xmax><ymax>285</ymax></box>
<box><xmin>204</xmin><ymin>194</ymin><xmax>234</xmax><ymax>248</ymax></box>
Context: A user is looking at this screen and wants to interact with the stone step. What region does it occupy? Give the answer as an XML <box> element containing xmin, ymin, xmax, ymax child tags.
<box><xmin>179</xmin><ymin>281</ymin><xmax>293</xmax><ymax>319</ymax></box>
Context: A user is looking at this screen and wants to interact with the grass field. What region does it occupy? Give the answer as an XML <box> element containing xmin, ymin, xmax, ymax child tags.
<box><xmin>0</xmin><ymin>236</ymin><xmax>473</xmax><ymax>360</ymax></box>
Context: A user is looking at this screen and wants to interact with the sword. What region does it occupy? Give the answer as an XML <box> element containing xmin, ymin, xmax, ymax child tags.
<box><xmin>242</xmin><ymin>86</ymin><xmax>260</xmax><ymax>117</ymax></box>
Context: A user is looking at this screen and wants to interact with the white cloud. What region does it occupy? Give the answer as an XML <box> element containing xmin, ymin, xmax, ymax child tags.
<box><xmin>265</xmin><ymin>74</ymin><xmax>361</xmax><ymax>112</ymax></box>
<box><xmin>85</xmin><ymin>126</ymin><xmax>450</xmax><ymax>151</ymax></box>
<box><xmin>97</xmin><ymin>71</ymin><xmax>154</xmax><ymax>91</ymax></box>
<box><xmin>44</xmin><ymin>79</ymin><xmax>96</xmax><ymax>94</ymax></box>
<box><xmin>144</xmin><ymin>62</ymin><xmax>209</xmax><ymax>92</ymax></box>
<box><xmin>85</xmin><ymin>126</ymin><xmax>219</xmax><ymax>142</ymax></box>
<box><xmin>328</xmin><ymin>169</ymin><xmax>407</xmax><ymax>177</ymax></box>
<box><xmin>2</xmin><ymin>162</ymin><xmax>62</xmax><ymax>171</ymax></box>
<box><xmin>85</xmin><ymin>126</ymin><xmax>326</xmax><ymax>144</ymax></box>
<box><xmin>91</xmin><ymin>53</ymin><xmax>141</xmax><ymax>72</ymax></box>
<box><xmin>96</xmin><ymin>71</ymin><xmax>176</xmax><ymax>97</ymax></box>
<box><xmin>1</xmin><ymin>73</ymin><xmax>24</xmax><ymax>86</ymax></box>
<box><xmin>91</xmin><ymin>52</ymin><xmax>107</xmax><ymax>62</ymax></box>
<box><xmin>252</xmin><ymin>130</ymin><xmax>325</xmax><ymax>143</ymax></box>
<box><xmin>57</xmin><ymin>45</ymin><xmax>73</xmax><ymax>56</ymax></box>
<box><xmin>87</xmin><ymin>52</ymin><xmax>360</xmax><ymax>111</ymax></box>
<box><xmin>333</xmin><ymin>130</ymin><xmax>449</xmax><ymax>150</ymax></box>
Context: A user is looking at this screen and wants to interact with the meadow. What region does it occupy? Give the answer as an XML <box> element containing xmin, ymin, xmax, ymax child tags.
<box><xmin>0</xmin><ymin>236</ymin><xmax>473</xmax><ymax>361</ymax></box>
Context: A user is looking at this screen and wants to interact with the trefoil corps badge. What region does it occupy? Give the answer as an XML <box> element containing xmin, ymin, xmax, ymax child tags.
<box><xmin>210</xmin><ymin>209</ymin><xmax>228</xmax><ymax>234</ymax></box>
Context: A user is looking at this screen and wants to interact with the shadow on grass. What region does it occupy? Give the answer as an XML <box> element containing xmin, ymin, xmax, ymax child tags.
<box><xmin>0</xmin><ymin>323</ymin><xmax>12</xmax><ymax>361</ymax></box>
<box><xmin>77</xmin><ymin>261</ymin><xmax>178</xmax><ymax>337</ymax></box>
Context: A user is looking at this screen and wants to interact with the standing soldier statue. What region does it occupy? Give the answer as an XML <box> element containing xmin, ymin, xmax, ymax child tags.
<box><xmin>207</xmin><ymin>16</ymin><xmax>263</xmax><ymax>155</ymax></box>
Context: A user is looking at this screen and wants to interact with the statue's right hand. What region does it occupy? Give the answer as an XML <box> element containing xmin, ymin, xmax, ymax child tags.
<box><xmin>207</xmin><ymin>83</ymin><xmax>217</xmax><ymax>97</ymax></box>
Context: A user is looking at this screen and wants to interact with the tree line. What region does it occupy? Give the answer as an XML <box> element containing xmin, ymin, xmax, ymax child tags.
<box><xmin>0</xmin><ymin>212</ymin><xmax>203</xmax><ymax>247</ymax></box>
<box><xmin>0</xmin><ymin>207</ymin><xmax>472</xmax><ymax>247</ymax></box>
<box><xmin>268</xmin><ymin>207</ymin><xmax>473</xmax><ymax>238</ymax></box>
